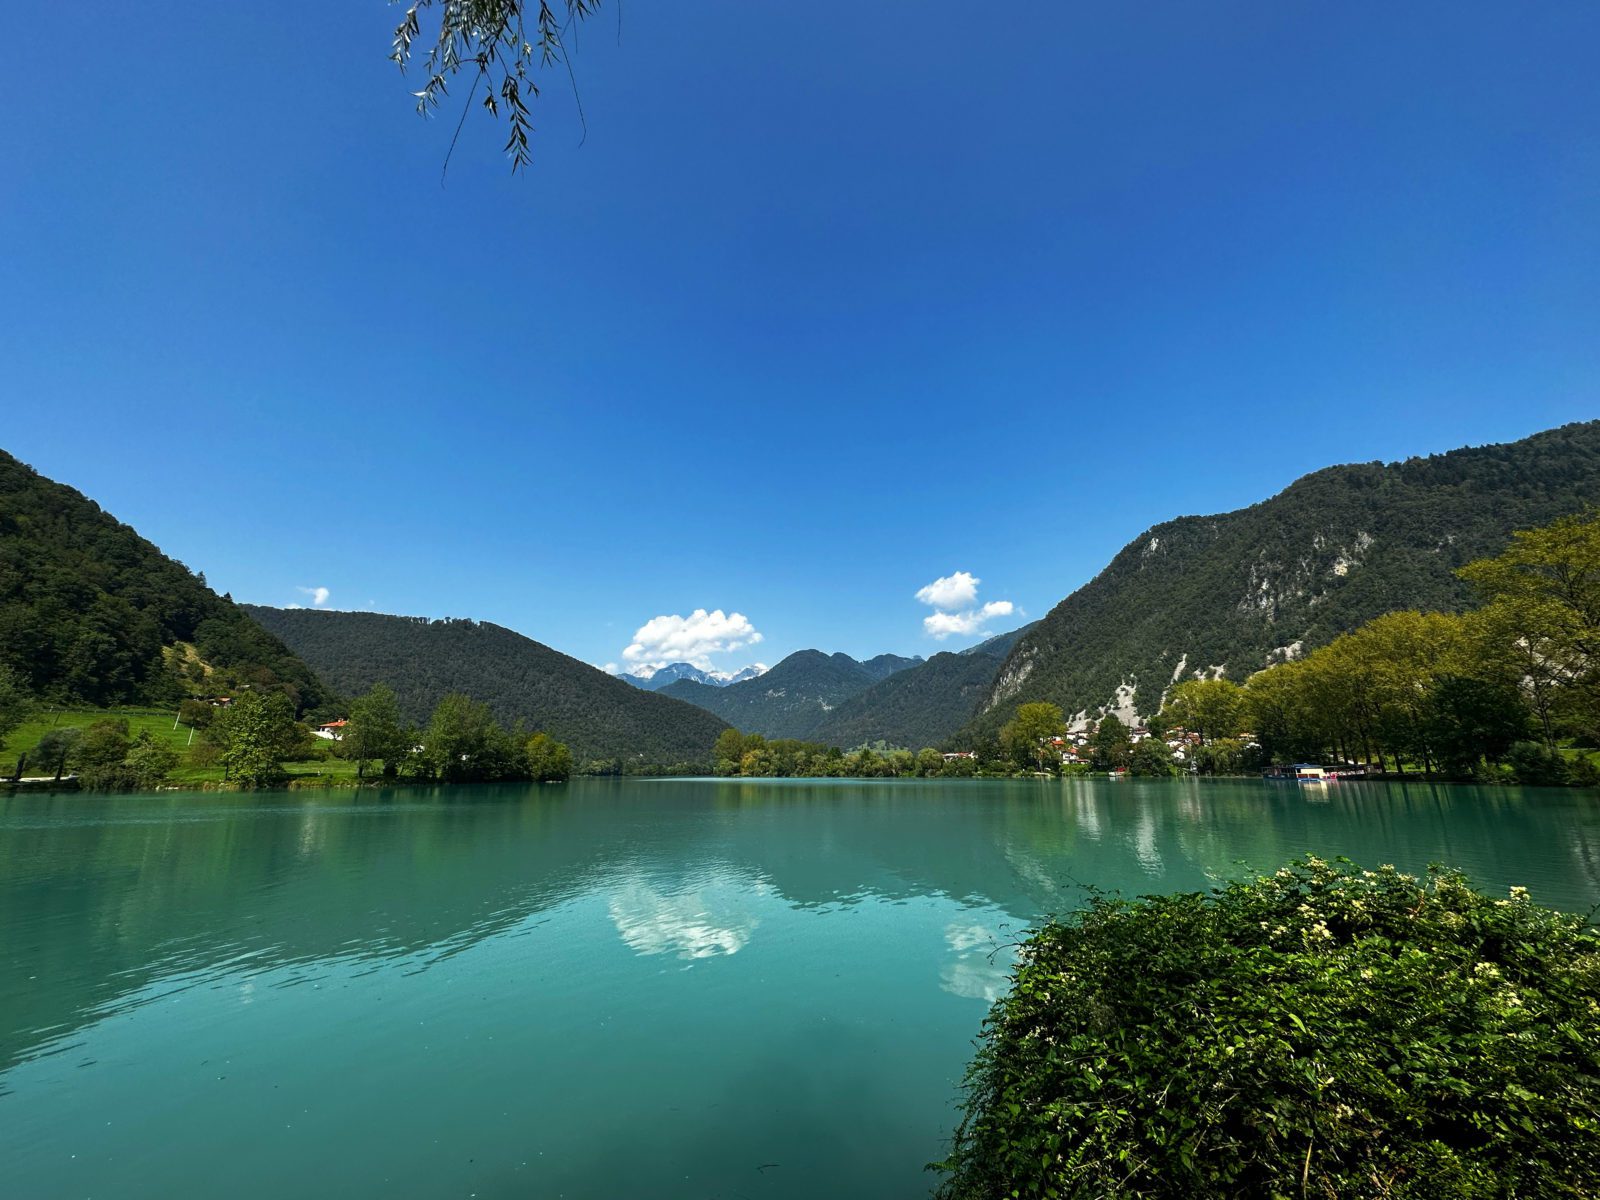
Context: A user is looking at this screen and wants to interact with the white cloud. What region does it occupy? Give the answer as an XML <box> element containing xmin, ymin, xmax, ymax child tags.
<box><xmin>916</xmin><ymin>571</ymin><xmax>1015</xmax><ymax>639</ymax></box>
<box><xmin>915</xmin><ymin>571</ymin><xmax>980</xmax><ymax>611</ymax></box>
<box><xmin>920</xmin><ymin>577</ymin><xmax>1015</xmax><ymax>641</ymax></box>
<box><xmin>923</xmin><ymin>601</ymin><xmax>1014</xmax><ymax>638</ymax></box>
<box><xmin>601</xmin><ymin>662</ymin><xmax>620</xmax><ymax>675</ymax></box>
<box><xmin>622</xmin><ymin>608</ymin><xmax>763</xmax><ymax>671</ymax></box>
<box><xmin>296</xmin><ymin>586</ymin><xmax>331</xmax><ymax>608</ymax></box>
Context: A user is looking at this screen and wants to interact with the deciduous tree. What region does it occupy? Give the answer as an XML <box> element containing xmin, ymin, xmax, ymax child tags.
<box><xmin>1163</xmin><ymin>679</ymin><xmax>1244</xmax><ymax>745</ymax></box>
<box><xmin>341</xmin><ymin>684</ymin><xmax>410</xmax><ymax>779</ymax></box>
<box><xmin>209</xmin><ymin>691</ymin><xmax>300</xmax><ymax>787</ymax></box>
<box><xmin>1089</xmin><ymin>714</ymin><xmax>1132</xmax><ymax>771</ymax></box>
<box><xmin>713</xmin><ymin>728</ymin><xmax>747</xmax><ymax>775</ymax></box>
<box><xmin>72</xmin><ymin>719</ymin><xmax>133</xmax><ymax>789</ymax></box>
<box><xmin>125</xmin><ymin>731</ymin><xmax>179</xmax><ymax>789</ymax></box>
<box><xmin>524</xmin><ymin>731</ymin><xmax>573</xmax><ymax>782</ymax></box>
<box><xmin>0</xmin><ymin>663</ymin><xmax>30</xmax><ymax>746</ymax></box>
<box><xmin>423</xmin><ymin>693</ymin><xmax>496</xmax><ymax>781</ymax></box>
<box><xmin>1001</xmin><ymin>702</ymin><xmax>1066</xmax><ymax>772</ymax></box>
<box><xmin>1425</xmin><ymin>673</ymin><xmax>1530</xmax><ymax>777</ymax></box>
<box><xmin>1128</xmin><ymin>738</ymin><xmax>1176</xmax><ymax>777</ymax></box>
<box><xmin>32</xmin><ymin>727</ymin><xmax>82</xmax><ymax>782</ymax></box>
<box><xmin>1460</xmin><ymin>510</ymin><xmax>1600</xmax><ymax>741</ymax></box>
<box><xmin>178</xmin><ymin>698</ymin><xmax>215</xmax><ymax>729</ymax></box>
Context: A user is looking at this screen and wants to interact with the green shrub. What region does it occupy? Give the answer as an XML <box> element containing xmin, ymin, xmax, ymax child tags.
<box><xmin>1507</xmin><ymin>740</ymin><xmax>1572</xmax><ymax>787</ymax></box>
<box><xmin>1568</xmin><ymin>754</ymin><xmax>1600</xmax><ymax>788</ymax></box>
<box><xmin>524</xmin><ymin>731</ymin><xmax>573</xmax><ymax>782</ymax></box>
<box><xmin>933</xmin><ymin>857</ymin><xmax>1600</xmax><ymax>1199</ymax></box>
<box><xmin>123</xmin><ymin>731</ymin><xmax>178</xmax><ymax>788</ymax></box>
<box><xmin>71</xmin><ymin>719</ymin><xmax>135</xmax><ymax>789</ymax></box>
<box><xmin>1129</xmin><ymin>739</ymin><xmax>1177</xmax><ymax>777</ymax></box>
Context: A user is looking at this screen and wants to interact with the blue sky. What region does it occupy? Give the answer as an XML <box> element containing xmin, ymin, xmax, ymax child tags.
<box><xmin>3</xmin><ymin>2</ymin><xmax>1597</xmax><ymax>676</ymax></box>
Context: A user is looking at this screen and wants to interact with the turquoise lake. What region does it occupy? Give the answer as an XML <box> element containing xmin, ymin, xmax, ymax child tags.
<box><xmin>4</xmin><ymin>777</ymin><xmax>1599</xmax><ymax>1198</ymax></box>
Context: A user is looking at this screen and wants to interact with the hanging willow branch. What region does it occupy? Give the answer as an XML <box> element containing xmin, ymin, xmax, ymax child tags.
<box><xmin>390</xmin><ymin>1</ymin><xmax>603</xmax><ymax>173</ymax></box>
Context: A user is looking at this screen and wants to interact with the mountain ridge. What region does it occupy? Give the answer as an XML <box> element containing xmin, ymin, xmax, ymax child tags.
<box><xmin>0</xmin><ymin>449</ymin><xmax>333</xmax><ymax>713</ymax></box>
<box><xmin>658</xmin><ymin>648</ymin><xmax>923</xmax><ymax>740</ymax></box>
<box><xmin>808</xmin><ymin>625</ymin><xmax>1034</xmax><ymax>749</ymax></box>
<box><xmin>244</xmin><ymin>606</ymin><xmax>727</xmax><ymax>764</ymax></box>
<box><xmin>965</xmin><ymin>420</ymin><xmax>1600</xmax><ymax>737</ymax></box>
<box><xmin>621</xmin><ymin>661</ymin><xmax>769</xmax><ymax>690</ymax></box>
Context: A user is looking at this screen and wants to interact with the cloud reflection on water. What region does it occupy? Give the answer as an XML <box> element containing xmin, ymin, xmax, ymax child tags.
<box><xmin>940</xmin><ymin>921</ymin><xmax>1016</xmax><ymax>1003</ymax></box>
<box><xmin>608</xmin><ymin>874</ymin><xmax>767</xmax><ymax>960</ymax></box>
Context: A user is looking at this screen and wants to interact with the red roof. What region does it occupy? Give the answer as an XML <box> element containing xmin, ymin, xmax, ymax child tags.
<box><xmin>317</xmin><ymin>719</ymin><xmax>348</xmax><ymax>729</ymax></box>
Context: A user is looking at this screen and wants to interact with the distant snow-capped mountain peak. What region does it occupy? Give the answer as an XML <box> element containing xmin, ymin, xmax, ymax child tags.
<box><xmin>621</xmin><ymin>662</ymin><xmax>769</xmax><ymax>690</ymax></box>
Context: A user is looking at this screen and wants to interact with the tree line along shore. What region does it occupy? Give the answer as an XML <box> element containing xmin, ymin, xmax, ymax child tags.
<box><xmin>710</xmin><ymin>510</ymin><xmax>1600</xmax><ymax>789</ymax></box>
<box><xmin>0</xmin><ymin>685</ymin><xmax>573</xmax><ymax>791</ymax></box>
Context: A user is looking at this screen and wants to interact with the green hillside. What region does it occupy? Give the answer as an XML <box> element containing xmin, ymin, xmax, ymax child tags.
<box><xmin>0</xmin><ymin>449</ymin><xmax>333</xmax><ymax>713</ymax></box>
<box><xmin>959</xmin><ymin>624</ymin><xmax>1034</xmax><ymax>661</ymax></box>
<box><xmin>659</xmin><ymin>649</ymin><xmax>900</xmax><ymax>740</ymax></box>
<box><xmin>245</xmin><ymin>606</ymin><xmax>727</xmax><ymax>766</ymax></box>
<box><xmin>808</xmin><ymin>650</ymin><xmax>1008</xmax><ymax>750</ymax></box>
<box><xmin>0</xmin><ymin>705</ymin><xmax>362</xmax><ymax>787</ymax></box>
<box><xmin>800</xmin><ymin>624</ymin><xmax>1034</xmax><ymax>750</ymax></box>
<box><xmin>859</xmin><ymin>653</ymin><xmax>923</xmax><ymax>682</ymax></box>
<box><xmin>966</xmin><ymin>420</ymin><xmax>1600</xmax><ymax>735</ymax></box>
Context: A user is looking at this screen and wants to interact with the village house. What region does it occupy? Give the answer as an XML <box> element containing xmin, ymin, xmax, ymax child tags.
<box><xmin>1165</xmin><ymin>728</ymin><xmax>1201</xmax><ymax>761</ymax></box>
<box><xmin>313</xmin><ymin>718</ymin><xmax>348</xmax><ymax>741</ymax></box>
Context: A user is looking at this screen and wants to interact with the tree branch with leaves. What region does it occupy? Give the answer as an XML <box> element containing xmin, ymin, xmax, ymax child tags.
<box><xmin>391</xmin><ymin>0</ymin><xmax>603</xmax><ymax>173</ymax></box>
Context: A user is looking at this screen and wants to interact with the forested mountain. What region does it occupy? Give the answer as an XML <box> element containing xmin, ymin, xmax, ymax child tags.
<box><xmin>859</xmin><ymin>653</ymin><xmax>924</xmax><ymax>681</ymax></box>
<box><xmin>806</xmin><ymin>625</ymin><xmax>1032</xmax><ymax>750</ymax></box>
<box><xmin>659</xmin><ymin>648</ymin><xmax>919</xmax><ymax>739</ymax></box>
<box><xmin>965</xmin><ymin>420</ymin><xmax>1600</xmax><ymax>737</ymax></box>
<box><xmin>0</xmin><ymin>449</ymin><xmax>332</xmax><ymax>712</ymax></box>
<box><xmin>245</xmin><ymin>607</ymin><xmax>727</xmax><ymax>764</ymax></box>
<box><xmin>959</xmin><ymin>624</ymin><xmax>1033</xmax><ymax>661</ymax></box>
<box><xmin>809</xmin><ymin>654</ymin><xmax>1003</xmax><ymax>750</ymax></box>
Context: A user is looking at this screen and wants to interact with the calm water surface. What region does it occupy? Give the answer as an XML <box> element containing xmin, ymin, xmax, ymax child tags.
<box><xmin>4</xmin><ymin>777</ymin><xmax>1599</xmax><ymax>1198</ymax></box>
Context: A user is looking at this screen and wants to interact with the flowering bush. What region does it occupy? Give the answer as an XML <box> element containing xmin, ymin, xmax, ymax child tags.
<box><xmin>933</xmin><ymin>857</ymin><xmax>1600</xmax><ymax>1199</ymax></box>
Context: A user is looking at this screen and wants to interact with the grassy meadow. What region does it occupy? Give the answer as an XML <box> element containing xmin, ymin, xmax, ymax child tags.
<box><xmin>1</xmin><ymin>705</ymin><xmax>363</xmax><ymax>787</ymax></box>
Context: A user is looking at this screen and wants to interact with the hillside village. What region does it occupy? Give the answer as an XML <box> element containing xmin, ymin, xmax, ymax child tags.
<box><xmin>1052</xmin><ymin>724</ymin><xmax>1256</xmax><ymax>769</ymax></box>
